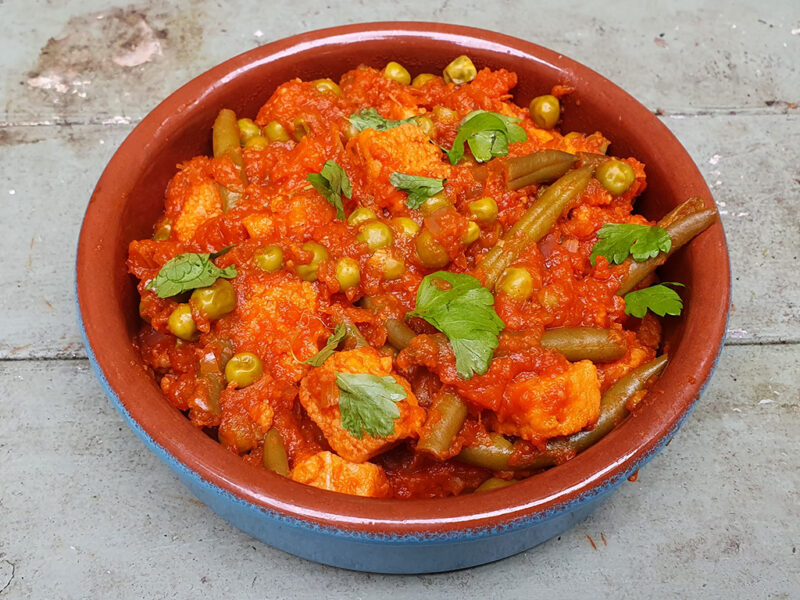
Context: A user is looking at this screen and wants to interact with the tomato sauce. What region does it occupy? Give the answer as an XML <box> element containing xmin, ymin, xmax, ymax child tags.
<box><xmin>129</xmin><ymin>59</ymin><xmax>661</xmax><ymax>499</ymax></box>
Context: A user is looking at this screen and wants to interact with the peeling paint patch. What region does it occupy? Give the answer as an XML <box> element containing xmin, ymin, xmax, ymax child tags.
<box><xmin>10</xmin><ymin>4</ymin><xmax>204</xmax><ymax>123</ymax></box>
<box><xmin>0</xmin><ymin>129</ymin><xmax>44</xmax><ymax>147</ymax></box>
<box><xmin>112</xmin><ymin>18</ymin><xmax>163</xmax><ymax>67</ymax></box>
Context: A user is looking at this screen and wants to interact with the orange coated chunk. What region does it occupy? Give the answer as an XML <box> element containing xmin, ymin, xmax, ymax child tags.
<box><xmin>348</xmin><ymin>124</ymin><xmax>449</xmax><ymax>212</ymax></box>
<box><xmin>228</xmin><ymin>272</ymin><xmax>327</xmax><ymax>383</ymax></box>
<box><xmin>164</xmin><ymin>157</ymin><xmax>223</xmax><ymax>242</ymax></box>
<box><xmin>491</xmin><ymin>360</ymin><xmax>601</xmax><ymax>442</ymax></box>
<box><xmin>291</xmin><ymin>451</ymin><xmax>391</xmax><ymax>498</ymax></box>
<box><xmin>299</xmin><ymin>348</ymin><xmax>425</xmax><ymax>463</ymax></box>
<box><xmin>351</xmin><ymin>124</ymin><xmax>448</xmax><ymax>182</ymax></box>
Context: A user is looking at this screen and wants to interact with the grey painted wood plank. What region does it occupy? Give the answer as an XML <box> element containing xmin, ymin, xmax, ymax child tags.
<box><xmin>1</xmin><ymin>0</ymin><xmax>798</xmax><ymax>126</ymax></box>
<box><xmin>1</xmin><ymin>113</ymin><xmax>797</xmax><ymax>359</ymax></box>
<box><xmin>0</xmin><ymin>345</ymin><xmax>797</xmax><ymax>598</ymax></box>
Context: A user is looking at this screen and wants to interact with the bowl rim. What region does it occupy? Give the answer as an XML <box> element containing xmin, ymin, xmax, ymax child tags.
<box><xmin>76</xmin><ymin>21</ymin><xmax>731</xmax><ymax>539</ymax></box>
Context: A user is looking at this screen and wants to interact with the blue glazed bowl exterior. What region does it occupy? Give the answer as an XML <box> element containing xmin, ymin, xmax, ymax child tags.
<box><xmin>76</xmin><ymin>23</ymin><xmax>730</xmax><ymax>573</ymax></box>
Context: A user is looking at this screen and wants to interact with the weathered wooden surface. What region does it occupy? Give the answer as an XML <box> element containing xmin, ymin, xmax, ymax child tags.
<box><xmin>1</xmin><ymin>346</ymin><xmax>797</xmax><ymax>598</ymax></box>
<box><xmin>1</xmin><ymin>0</ymin><xmax>798</xmax><ymax>597</ymax></box>
<box><xmin>1</xmin><ymin>0</ymin><xmax>798</xmax><ymax>125</ymax></box>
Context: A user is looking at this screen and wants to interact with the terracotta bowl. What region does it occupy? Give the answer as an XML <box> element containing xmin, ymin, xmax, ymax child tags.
<box><xmin>76</xmin><ymin>22</ymin><xmax>730</xmax><ymax>573</ymax></box>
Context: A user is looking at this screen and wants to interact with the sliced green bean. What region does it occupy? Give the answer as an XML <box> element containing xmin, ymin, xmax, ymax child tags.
<box><xmin>212</xmin><ymin>109</ymin><xmax>241</xmax><ymax>158</ymax></box>
<box><xmin>457</xmin><ymin>355</ymin><xmax>668</xmax><ymax>471</ymax></box>
<box><xmin>457</xmin><ymin>433</ymin><xmax>514</xmax><ymax>470</ymax></box>
<box><xmin>417</xmin><ymin>391</ymin><xmax>469</xmax><ymax>458</ymax></box>
<box><xmin>618</xmin><ymin>198</ymin><xmax>717</xmax><ymax>295</ymax></box>
<box><xmin>197</xmin><ymin>340</ymin><xmax>234</xmax><ymax>415</ymax></box>
<box><xmin>540</xmin><ymin>327</ymin><xmax>627</xmax><ymax>363</ymax></box>
<box><xmin>386</xmin><ymin>318</ymin><xmax>416</xmax><ymax>351</ymax></box>
<box><xmin>577</xmin><ymin>151</ymin><xmax>610</xmax><ymax>169</ymax></box>
<box><xmin>506</xmin><ymin>150</ymin><xmax>578</xmax><ymax>190</ymax></box>
<box><xmin>518</xmin><ymin>354</ymin><xmax>669</xmax><ymax>470</ymax></box>
<box><xmin>212</xmin><ymin>108</ymin><xmax>248</xmax><ymax>211</ymax></box>
<box><xmin>475</xmin><ymin>477</ymin><xmax>517</xmax><ymax>493</ymax></box>
<box><xmin>263</xmin><ymin>428</ymin><xmax>290</xmax><ymax>476</ymax></box>
<box><xmin>476</xmin><ymin>165</ymin><xmax>594</xmax><ymax>289</ymax></box>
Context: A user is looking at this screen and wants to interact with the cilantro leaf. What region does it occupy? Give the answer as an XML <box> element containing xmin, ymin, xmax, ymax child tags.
<box><xmin>624</xmin><ymin>283</ymin><xmax>684</xmax><ymax>318</ymax></box>
<box><xmin>336</xmin><ymin>372</ymin><xmax>407</xmax><ymax>438</ymax></box>
<box><xmin>348</xmin><ymin>108</ymin><xmax>414</xmax><ymax>132</ymax></box>
<box><xmin>408</xmin><ymin>272</ymin><xmax>505</xmax><ymax>379</ymax></box>
<box><xmin>590</xmin><ymin>224</ymin><xmax>672</xmax><ymax>265</ymax></box>
<box><xmin>467</xmin><ymin>110</ymin><xmax>528</xmax><ymax>144</ymax></box>
<box><xmin>447</xmin><ymin>110</ymin><xmax>527</xmax><ymax>165</ymax></box>
<box><xmin>389</xmin><ymin>172</ymin><xmax>447</xmax><ymax>209</ymax></box>
<box><xmin>146</xmin><ymin>253</ymin><xmax>237</xmax><ymax>298</ymax></box>
<box><xmin>307</xmin><ymin>160</ymin><xmax>352</xmax><ymax>220</ymax></box>
<box><xmin>209</xmin><ymin>245</ymin><xmax>234</xmax><ymax>259</ymax></box>
<box><xmin>303</xmin><ymin>324</ymin><xmax>347</xmax><ymax>367</ymax></box>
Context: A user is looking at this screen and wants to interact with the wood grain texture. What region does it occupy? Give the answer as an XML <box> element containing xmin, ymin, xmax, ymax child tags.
<box><xmin>1</xmin><ymin>1</ymin><xmax>798</xmax><ymax>596</ymax></box>
<box><xmin>1</xmin><ymin>0</ymin><xmax>798</xmax><ymax>126</ymax></box>
<box><xmin>0</xmin><ymin>346</ymin><xmax>797</xmax><ymax>598</ymax></box>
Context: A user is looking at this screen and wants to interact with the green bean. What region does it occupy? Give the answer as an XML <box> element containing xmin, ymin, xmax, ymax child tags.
<box><xmin>576</xmin><ymin>151</ymin><xmax>609</xmax><ymax>169</ymax></box>
<box><xmin>457</xmin><ymin>433</ymin><xmax>514</xmax><ymax>470</ymax></box>
<box><xmin>457</xmin><ymin>355</ymin><xmax>668</xmax><ymax>471</ymax></box>
<box><xmin>197</xmin><ymin>340</ymin><xmax>234</xmax><ymax>415</ymax></box>
<box><xmin>618</xmin><ymin>198</ymin><xmax>717</xmax><ymax>295</ymax></box>
<box><xmin>212</xmin><ymin>109</ymin><xmax>241</xmax><ymax>158</ymax></box>
<box><xmin>417</xmin><ymin>391</ymin><xmax>469</xmax><ymax>458</ymax></box>
<box><xmin>506</xmin><ymin>149</ymin><xmax>578</xmax><ymax>190</ymax></box>
<box><xmin>212</xmin><ymin>108</ymin><xmax>249</xmax><ymax>211</ymax></box>
<box><xmin>262</xmin><ymin>428</ymin><xmax>290</xmax><ymax>476</ymax></box>
<box><xmin>518</xmin><ymin>354</ymin><xmax>669</xmax><ymax>470</ymax></box>
<box><xmin>540</xmin><ymin>327</ymin><xmax>628</xmax><ymax>363</ymax></box>
<box><xmin>476</xmin><ymin>165</ymin><xmax>593</xmax><ymax>289</ymax></box>
<box><xmin>475</xmin><ymin>477</ymin><xmax>517</xmax><ymax>493</ymax></box>
<box><xmin>386</xmin><ymin>318</ymin><xmax>416</xmax><ymax>350</ymax></box>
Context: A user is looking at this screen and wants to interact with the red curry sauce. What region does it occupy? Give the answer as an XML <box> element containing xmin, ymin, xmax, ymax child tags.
<box><xmin>128</xmin><ymin>59</ymin><xmax>661</xmax><ymax>499</ymax></box>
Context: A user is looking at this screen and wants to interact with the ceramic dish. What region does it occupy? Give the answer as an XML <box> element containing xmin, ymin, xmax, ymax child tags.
<box><xmin>76</xmin><ymin>22</ymin><xmax>730</xmax><ymax>573</ymax></box>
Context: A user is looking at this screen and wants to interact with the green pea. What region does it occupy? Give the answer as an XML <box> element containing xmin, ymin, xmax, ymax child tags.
<box><xmin>468</xmin><ymin>197</ymin><xmax>498</xmax><ymax>224</ymax></box>
<box><xmin>433</xmin><ymin>105</ymin><xmax>458</xmax><ymax>122</ymax></box>
<box><xmin>497</xmin><ymin>267</ymin><xmax>533</xmax><ymax>301</ymax></box>
<box><xmin>254</xmin><ymin>245</ymin><xmax>283</xmax><ymax>272</ymax></box>
<box><xmin>335</xmin><ymin>257</ymin><xmax>361</xmax><ymax>290</ymax></box>
<box><xmin>596</xmin><ymin>159</ymin><xmax>636</xmax><ymax>196</ymax></box>
<box><xmin>347</xmin><ymin>207</ymin><xmax>377</xmax><ymax>227</ymax></box>
<box><xmin>237</xmin><ymin>118</ymin><xmax>261</xmax><ymax>144</ymax></box>
<box><xmin>372</xmin><ymin>248</ymin><xmax>405</xmax><ymax>280</ymax></box>
<box><xmin>443</xmin><ymin>55</ymin><xmax>477</xmax><ymax>84</ymax></box>
<box><xmin>413</xmin><ymin>115</ymin><xmax>435</xmax><ymax>138</ymax></box>
<box><xmin>263</xmin><ymin>120</ymin><xmax>290</xmax><ymax>142</ymax></box>
<box><xmin>191</xmin><ymin>279</ymin><xmax>236</xmax><ymax>320</ymax></box>
<box><xmin>293</xmin><ymin>117</ymin><xmax>310</xmax><ymax>141</ymax></box>
<box><xmin>244</xmin><ymin>135</ymin><xmax>269</xmax><ymax>150</ymax></box>
<box><xmin>296</xmin><ymin>241</ymin><xmax>328</xmax><ymax>281</ymax></box>
<box><xmin>224</xmin><ymin>352</ymin><xmax>263</xmax><ymax>388</ymax></box>
<box><xmin>419</xmin><ymin>192</ymin><xmax>452</xmax><ymax>216</ymax></box>
<box><xmin>392</xmin><ymin>217</ymin><xmax>420</xmax><ymax>237</ymax></box>
<box><xmin>412</xmin><ymin>73</ymin><xmax>436</xmax><ymax>88</ymax></box>
<box><xmin>167</xmin><ymin>304</ymin><xmax>197</xmax><ymax>341</ymax></box>
<box><xmin>342</xmin><ymin>120</ymin><xmax>359</xmax><ymax>141</ymax></box>
<box><xmin>416</xmin><ymin>230</ymin><xmax>450</xmax><ymax>269</ymax></box>
<box><xmin>152</xmin><ymin>218</ymin><xmax>172</xmax><ymax>241</ymax></box>
<box><xmin>313</xmin><ymin>78</ymin><xmax>342</xmax><ymax>95</ymax></box>
<box><xmin>383</xmin><ymin>61</ymin><xmax>411</xmax><ymax>85</ymax></box>
<box><xmin>357</xmin><ymin>221</ymin><xmax>393</xmax><ymax>251</ymax></box>
<box><xmin>461</xmin><ymin>221</ymin><xmax>481</xmax><ymax>245</ymax></box>
<box><xmin>529</xmin><ymin>94</ymin><xmax>561</xmax><ymax>129</ymax></box>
